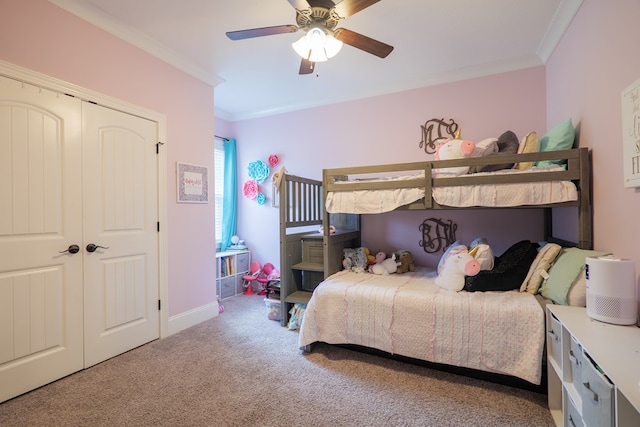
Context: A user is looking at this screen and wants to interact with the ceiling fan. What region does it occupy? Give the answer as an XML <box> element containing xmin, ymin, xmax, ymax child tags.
<box><xmin>226</xmin><ymin>0</ymin><xmax>393</xmax><ymax>75</ymax></box>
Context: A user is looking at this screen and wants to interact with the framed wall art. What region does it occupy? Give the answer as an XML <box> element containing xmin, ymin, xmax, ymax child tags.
<box><xmin>622</xmin><ymin>77</ymin><xmax>640</xmax><ymax>188</ymax></box>
<box><xmin>177</xmin><ymin>162</ymin><xmax>209</xmax><ymax>203</ymax></box>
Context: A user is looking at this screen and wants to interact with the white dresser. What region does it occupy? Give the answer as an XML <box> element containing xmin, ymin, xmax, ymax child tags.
<box><xmin>546</xmin><ymin>305</ymin><xmax>640</xmax><ymax>426</ymax></box>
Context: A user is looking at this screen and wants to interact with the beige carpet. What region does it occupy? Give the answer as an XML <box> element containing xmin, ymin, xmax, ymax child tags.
<box><xmin>0</xmin><ymin>295</ymin><xmax>554</xmax><ymax>426</ymax></box>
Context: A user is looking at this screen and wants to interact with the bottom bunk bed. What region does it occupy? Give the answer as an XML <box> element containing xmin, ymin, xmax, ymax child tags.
<box><xmin>298</xmin><ymin>267</ymin><xmax>546</xmax><ymax>387</ymax></box>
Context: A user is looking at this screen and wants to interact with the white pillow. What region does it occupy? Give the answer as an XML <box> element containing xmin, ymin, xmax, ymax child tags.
<box><xmin>469</xmin><ymin>138</ymin><xmax>498</xmax><ymax>173</ymax></box>
<box><xmin>469</xmin><ymin>237</ymin><xmax>494</xmax><ymax>271</ymax></box>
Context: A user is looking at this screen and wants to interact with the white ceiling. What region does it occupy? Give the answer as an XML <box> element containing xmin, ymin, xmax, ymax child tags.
<box><xmin>50</xmin><ymin>0</ymin><xmax>582</xmax><ymax>121</ymax></box>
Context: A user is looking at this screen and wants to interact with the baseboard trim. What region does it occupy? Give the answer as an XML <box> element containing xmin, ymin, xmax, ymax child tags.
<box><xmin>167</xmin><ymin>301</ymin><xmax>219</xmax><ymax>336</ymax></box>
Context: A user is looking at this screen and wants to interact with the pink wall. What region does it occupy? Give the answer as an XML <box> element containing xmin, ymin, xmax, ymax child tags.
<box><xmin>0</xmin><ymin>0</ymin><xmax>216</xmax><ymax>317</ymax></box>
<box><xmin>546</xmin><ymin>0</ymin><xmax>640</xmax><ymax>268</ymax></box>
<box><xmin>224</xmin><ymin>67</ymin><xmax>549</xmax><ymax>268</ymax></box>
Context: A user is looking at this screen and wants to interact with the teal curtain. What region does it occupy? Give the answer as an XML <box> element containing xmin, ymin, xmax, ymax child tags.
<box><xmin>221</xmin><ymin>138</ymin><xmax>237</xmax><ymax>251</ymax></box>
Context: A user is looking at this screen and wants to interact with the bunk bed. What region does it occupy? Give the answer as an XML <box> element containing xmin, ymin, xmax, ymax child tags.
<box><xmin>280</xmin><ymin>147</ymin><xmax>592</xmax><ymax>387</ymax></box>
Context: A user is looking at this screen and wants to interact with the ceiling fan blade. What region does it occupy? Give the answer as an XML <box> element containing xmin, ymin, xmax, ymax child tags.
<box><xmin>299</xmin><ymin>58</ymin><xmax>315</xmax><ymax>75</ymax></box>
<box><xmin>226</xmin><ymin>25</ymin><xmax>298</xmax><ymax>41</ymax></box>
<box><xmin>334</xmin><ymin>28</ymin><xmax>393</xmax><ymax>58</ymax></box>
<box><xmin>332</xmin><ymin>0</ymin><xmax>382</xmax><ymax>19</ymax></box>
<box><xmin>287</xmin><ymin>0</ymin><xmax>312</xmax><ymax>10</ymax></box>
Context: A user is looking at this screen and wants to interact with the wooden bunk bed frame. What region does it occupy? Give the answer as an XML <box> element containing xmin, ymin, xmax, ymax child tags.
<box><xmin>279</xmin><ymin>147</ymin><xmax>592</xmax><ymax>328</ymax></box>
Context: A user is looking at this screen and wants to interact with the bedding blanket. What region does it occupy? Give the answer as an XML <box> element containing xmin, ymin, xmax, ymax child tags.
<box><xmin>298</xmin><ymin>268</ymin><xmax>545</xmax><ymax>384</ymax></box>
<box><xmin>325</xmin><ymin>165</ymin><xmax>577</xmax><ymax>214</ymax></box>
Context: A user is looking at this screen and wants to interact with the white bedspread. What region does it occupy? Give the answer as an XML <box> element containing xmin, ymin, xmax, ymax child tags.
<box><xmin>325</xmin><ymin>165</ymin><xmax>577</xmax><ymax>214</ymax></box>
<box><xmin>298</xmin><ymin>268</ymin><xmax>545</xmax><ymax>384</ymax></box>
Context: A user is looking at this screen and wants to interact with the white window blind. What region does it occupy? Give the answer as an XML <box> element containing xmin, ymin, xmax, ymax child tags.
<box><xmin>214</xmin><ymin>138</ymin><xmax>225</xmax><ymax>245</ymax></box>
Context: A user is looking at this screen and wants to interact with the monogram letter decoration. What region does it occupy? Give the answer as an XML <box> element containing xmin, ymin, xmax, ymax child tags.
<box><xmin>419</xmin><ymin>118</ymin><xmax>459</xmax><ymax>154</ymax></box>
<box><xmin>419</xmin><ymin>218</ymin><xmax>458</xmax><ymax>254</ymax></box>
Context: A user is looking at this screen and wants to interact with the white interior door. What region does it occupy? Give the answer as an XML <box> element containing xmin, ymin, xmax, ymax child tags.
<box><xmin>82</xmin><ymin>102</ymin><xmax>160</xmax><ymax>368</ymax></box>
<box><xmin>0</xmin><ymin>77</ymin><xmax>84</xmax><ymax>402</ymax></box>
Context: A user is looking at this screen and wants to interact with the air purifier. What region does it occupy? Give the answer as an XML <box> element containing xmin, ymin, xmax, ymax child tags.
<box><xmin>585</xmin><ymin>256</ymin><xmax>637</xmax><ymax>325</ymax></box>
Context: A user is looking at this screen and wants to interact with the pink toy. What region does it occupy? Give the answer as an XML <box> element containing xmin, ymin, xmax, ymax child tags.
<box><xmin>257</xmin><ymin>262</ymin><xmax>275</xmax><ymax>296</ymax></box>
<box><xmin>242</xmin><ymin>261</ymin><xmax>261</xmax><ymax>295</ymax></box>
<box><xmin>435</xmin><ymin>246</ymin><xmax>480</xmax><ymax>291</ymax></box>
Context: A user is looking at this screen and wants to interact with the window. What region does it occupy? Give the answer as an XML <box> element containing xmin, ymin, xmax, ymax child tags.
<box><xmin>214</xmin><ymin>138</ymin><xmax>225</xmax><ymax>247</ymax></box>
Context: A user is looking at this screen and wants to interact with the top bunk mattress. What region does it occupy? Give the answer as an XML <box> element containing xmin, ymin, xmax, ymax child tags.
<box><xmin>325</xmin><ymin>165</ymin><xmax>578</xmax><ymax>214</ymax></box>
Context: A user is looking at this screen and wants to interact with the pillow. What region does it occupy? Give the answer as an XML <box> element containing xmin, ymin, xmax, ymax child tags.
<box><xmin>566</xmin><ymin>268</ymin><xmax>586</xmax><ymax>307</ymax></box>
<box><xmin>463</xmin><ymin>240</ymin><xmax>538</xmax><ymax>292</ymax></box>
<box><xmin>469</xmin><ymin>237</ymin><xmax>494</xmax><ymax>271</ymax></box>
<box><xmin>514</xmin><ymin>131</ymin><xmax>539</xmax><ymax>170</ymax></box>
<box><xmin>519</xmin><ymin>242</ymin><xmax>562</xmax><ymax>294</ymax></box>
<box><xmin>437</xmin><ymin>241</ymin><xmax>466</xmax><ymax>275</ymax></box>
<box><xmin>469</xmin><ymin>138</ymin><xmax>498</xmax><ymax>173</ymax></box>
<box><xmin>471</xmin><ymin>138</ymin><xmax>499</xmax><ymax>158</ymax></box>
<box><xmin>539</xmin><ymin>247</ymin><xmax>611</xmax><ymax>305</ymax></box>
<box><xmin>536</xmin><ymin>119</ymin><xmax>575</xmax><ymax>168</ymax></box>
<box><xmin>477</xmin><ymin>131</ymin><xmax>519</xmax><ymax>172</ymax></box>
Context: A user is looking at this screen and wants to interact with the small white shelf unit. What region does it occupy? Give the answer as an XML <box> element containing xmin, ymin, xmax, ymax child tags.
<box><xmin>216</xmin><ymin>250</ymin><xmax>250</xmax><ymax>299</ymax></box>
<box><xmin>546</xmin><ymin>304</ymin><xmax>640</xmax><ymax>427</ymax></box>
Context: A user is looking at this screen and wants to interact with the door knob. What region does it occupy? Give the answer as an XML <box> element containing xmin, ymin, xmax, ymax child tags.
<box><xmin>59</xmin><ymin>244</ymin><xmax>80</xmax><ymax>254</ymax></box>
<box><xmin>86</xmin><ymin>243</ymin><xmax>109</xmax><ymax>253</ymax></box>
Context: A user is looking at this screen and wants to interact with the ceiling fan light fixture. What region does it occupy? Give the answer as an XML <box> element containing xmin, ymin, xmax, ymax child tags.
<box><xmin>292</xmin><ymin>27</ymin><xmax>343</xmax><ymax>63</ymax></box>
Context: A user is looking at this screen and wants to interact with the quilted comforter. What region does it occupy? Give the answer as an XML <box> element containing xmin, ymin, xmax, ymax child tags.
<box><xmin>298</xmin><ymin>267</ymin><xmax>545</xmax><ymax>384</ymax></box>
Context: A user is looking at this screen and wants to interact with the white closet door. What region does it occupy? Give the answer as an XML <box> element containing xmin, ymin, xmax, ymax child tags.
<box><xmin>0</xmin><ymin>77</ymin><xmax>84</xmax><ymax>402</ymax></box>
<box><xmin>82</xmin><ymin>102</ymin><xmax>160</xmax><ymax>368</ymax></box>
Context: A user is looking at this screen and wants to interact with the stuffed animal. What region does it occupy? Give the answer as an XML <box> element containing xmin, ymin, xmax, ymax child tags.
<box><xmin>343</xmin><ymin>247</ymin><xmax>368</xmax><ymax>273</ymax></box>
<box><xmin>362</xmin><ymin>247</ymin><xmax>376</xmax><ymax>265</ymax></box>
<box><xmin>435</xmin><ymin>245</ymin><xmax>481</xmax><ymax>291</ymax></box>
<box><xmin>369</xmin><ymin>252</ymin><xmax>401</xmax><ymax>275</ymax></box>
<box><xmin>395</xmin><ymin>250</ymin><xmax>415</xmax><ymax>274</ymax></box>
<box><xmin>434</xmin><ymin>138</ymin><xmax>476</xmax><ymax>175</ymax></box>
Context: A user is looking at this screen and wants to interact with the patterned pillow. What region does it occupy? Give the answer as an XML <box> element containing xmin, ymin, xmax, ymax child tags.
<box><xmin>464</xmin><ymin>240</ymin><xmax>538</xmax><ymax>292</ymax></box>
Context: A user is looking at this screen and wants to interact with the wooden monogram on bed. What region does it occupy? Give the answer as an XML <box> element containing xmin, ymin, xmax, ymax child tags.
<box><xmin>419</xmin><ymin>118</ymin><xmax>459</xmax><ymax>154</ymax></box>
<box><xmin>419</xmin><ymin>218</ymin><xmax>457</xmax><ymax>253</ymax></box>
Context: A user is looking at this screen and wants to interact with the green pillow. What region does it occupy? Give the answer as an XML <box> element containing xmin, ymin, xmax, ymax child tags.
<box><xmin>539</xmin><ymin>247</ymin><xmax>611</xmax><ymax>305</ymax></box>
<box><xmin>536</xmin><ymin>118</ymin><xmax>575</xmax><ymax>168</ymax></box>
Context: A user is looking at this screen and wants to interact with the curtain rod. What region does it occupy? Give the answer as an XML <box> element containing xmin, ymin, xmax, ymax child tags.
<box><xmin>214</xmin><ymin>134</ymin><xmax>229</xmax><ymax>142</ymax></box>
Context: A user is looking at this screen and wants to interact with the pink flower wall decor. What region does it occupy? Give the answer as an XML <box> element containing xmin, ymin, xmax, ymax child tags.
<box><xmin>243</xmin><ymin>180</ymin><xmax>260</xmax><ymax>199</ymax></box>
<box><xmin>268</xmin><ymin>154</ymin><xmax>279</xmax><ymax>167</ymax></box>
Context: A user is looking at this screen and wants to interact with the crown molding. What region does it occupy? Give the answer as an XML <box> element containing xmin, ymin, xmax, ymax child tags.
<box><xmin>537</xmin><ymin>0</ymin><xmax>583</xmax><ymax>63</ymax></box>
<box><xmin>48</xmin><ymin>0</ymin><xmax>224</xmax><ymax>88</ymax></box>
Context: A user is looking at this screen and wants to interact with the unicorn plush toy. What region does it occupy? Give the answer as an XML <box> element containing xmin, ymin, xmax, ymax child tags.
<box><xmin>435</xmin><ymin>244</ymin><xmax>481</xmax><ymax>291</ymax></box>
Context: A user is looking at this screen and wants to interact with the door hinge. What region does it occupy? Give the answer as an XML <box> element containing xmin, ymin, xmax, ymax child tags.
<box><xmin>156</xmin><ymin>141</ymin><xmax>164</xmax><ymax>154</ymax></box>
<box><xmin>157</xmin><ymin>222</ymin><xmax>160</xmax><ymax>232</ymax></box>
<box><xmin>158</xmin><ymin>299</ymin><xmax>161</xmax><ymax>311</ymax></box>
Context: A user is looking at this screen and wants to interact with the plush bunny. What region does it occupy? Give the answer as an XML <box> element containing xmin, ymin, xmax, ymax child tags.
<box><xmin>369</xmin><ymin>252</ymin><xmax>401</xmax><ymax>275</ymax></box>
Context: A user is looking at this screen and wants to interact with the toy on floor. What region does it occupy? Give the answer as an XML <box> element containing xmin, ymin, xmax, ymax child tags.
<box><xmin>242</xmin><ymin>261</ymin><xmax>261</xmax><ymax>295</ymax></box>
<box><xmin>217</xmin><ymin>295</ymin><xmax>224</xmax><ymax>313</ymax></box>
<box><xmin>257</xmin><ymin>262</ymin><xmax>275</xmax><ymax>296</ymax></box>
